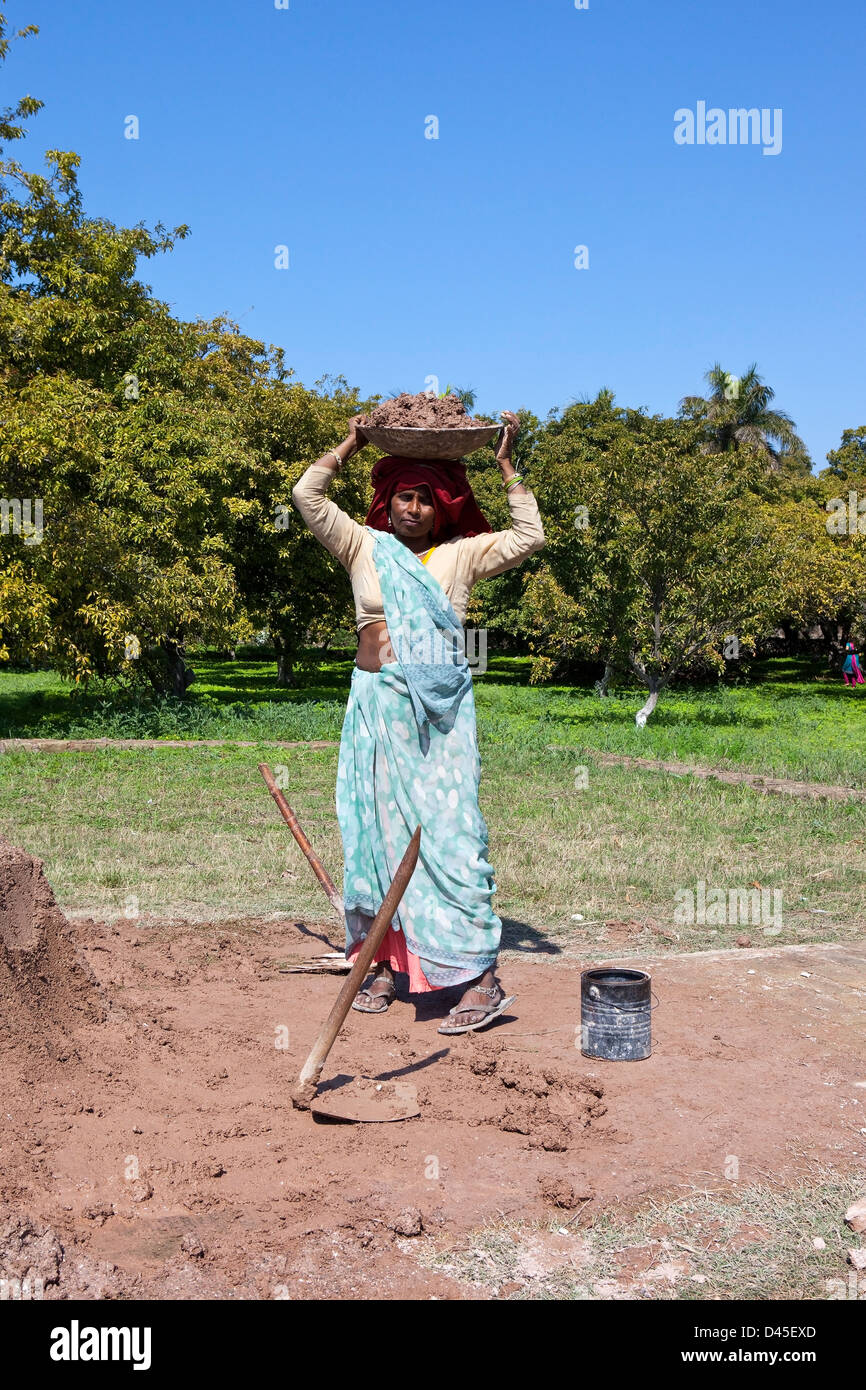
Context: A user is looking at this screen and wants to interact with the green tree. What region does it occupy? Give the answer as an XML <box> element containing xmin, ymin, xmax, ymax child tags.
<box><xmin>0</xmin><ymin>15</ymin><xmax>368</xmax><ymax>693</ymax></box>
<box><xmin>529</xmin><ymin>400</ymin><xmax>780</xmax><ymax>724</ymax></box>
<box><xmin>442</xmin><ymin>384</ymin><xmax>476</xmax><ymax>411</ymax></box>
<box><xmin>516</xmin><ymin>389</ymin><xmax>640</xmax><ymax>687</ymax></box>
<box><xmin>230</xmin><ymin>367</ymin><xmax>370</xmax><ymax>686</ymax></box>
<box><xmin>767</xmin><ymin>498</ymin><xmax>865</xmax><ymax>658</ymax></box>
<box><xmin>823</xmin><ymin>426</ymin><xmax>866</xmax><ymax>485</ymax></box>
<box><xmin>680</xmin><ymin>363</ymin><xmax>806</xmax><ymax>471</ymax></box>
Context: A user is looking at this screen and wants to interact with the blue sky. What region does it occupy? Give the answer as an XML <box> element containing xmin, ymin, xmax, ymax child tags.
<box><xmin>4</xmin><ymin>0</ymin><xmax>864</xmax><ymax>466</ymax></box>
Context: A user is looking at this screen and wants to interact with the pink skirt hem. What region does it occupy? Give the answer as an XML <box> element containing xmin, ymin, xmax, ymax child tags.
<box><xmin>348</xmin><ymin>926</ymin><xmax>436</xmax><ymax>993</ymax></box>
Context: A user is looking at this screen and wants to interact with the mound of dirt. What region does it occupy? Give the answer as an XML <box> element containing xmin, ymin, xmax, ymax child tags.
<box><xmin>0</xmin><ymin>1214</ymin><xmax>63</xmax><ymax>1294</ymax></box>
<box><xmin>359</xmin><ymin>392</ymin><xmax>486</xmax><ymax>430</ymax></box>
<box><xmin>537</xmin><ymin>1176</ymin><xmax>594</xmax><ymax>1210</ymax></box>
<box><xmin>0</xmin><ymin>835</ymin><xmax>105</xmax><ymax>1055</ymax></box>
<box><xmin>419</xmin><ymin>1034</ymin><xmax>607</xmax><ymax>1151</ymax></box>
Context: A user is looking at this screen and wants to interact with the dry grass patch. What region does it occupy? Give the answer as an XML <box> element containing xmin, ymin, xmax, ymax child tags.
<box><xmin>415</xmin><ymin>1170</ymin><xmax>866</xmax><ymax>1300</ymax></box>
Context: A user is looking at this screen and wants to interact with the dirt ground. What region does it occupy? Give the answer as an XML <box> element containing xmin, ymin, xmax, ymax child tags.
<box><xmin>583</xmin><ymin>750</ymin><xmax>866</xmax><ymax>802</ymax></box>
<box><xmin>2</xmin><ymin>836</ymin><xmax>865</xmax><ymax>1301</ymax></box>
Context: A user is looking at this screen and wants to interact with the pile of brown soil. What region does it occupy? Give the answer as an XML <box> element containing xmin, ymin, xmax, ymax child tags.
<box><xmin>359</xmin><ymin>392</ymin><xmax>487</xmax><ymax>430</ymax></box>
<box><xmin>419</xmin><ymin>1035</ymin><xmax>607</xmax><ymax>1151</ymax></box>
<box><xmin>0</xmin><ymin>835</ymin><xmax>105</xmax><ymax>1056</ymax></box>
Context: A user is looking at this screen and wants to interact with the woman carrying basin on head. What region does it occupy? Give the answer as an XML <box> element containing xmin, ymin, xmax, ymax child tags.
<box><xmin>291</xmin><ymin>409</ymin><xmax>544</xmax><ymax>1033</ymax></box>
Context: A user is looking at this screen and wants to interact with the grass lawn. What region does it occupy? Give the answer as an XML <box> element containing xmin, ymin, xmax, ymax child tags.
<box><xmin>2</xmin><ymin>654</ymin><xmax>865</xmax><ymax>784</ymax></box>
<box><xmin>1</xmin><ymin>654</ymin><xmax>864</xmax><ymax>949</ymax></box>
<box><xmin>1</xmin><ymin>740</ymin><xmax>863</xmax><ymax>954</ymax></box>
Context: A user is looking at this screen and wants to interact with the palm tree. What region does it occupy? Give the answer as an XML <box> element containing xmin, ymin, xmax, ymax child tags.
<box><xmin>442</xmin><ymin>383</ymin><xmax>477</xmax><ymax>411</ymax></box>
<box><xmin>386</xmin><ymin>384</ymin><xmax>477</xmax><ymax>411</ymax></box>
<box><xmin>680</xmin><ymin>363</ymin><xmax>801</xmax><ymax>467</ymax></box>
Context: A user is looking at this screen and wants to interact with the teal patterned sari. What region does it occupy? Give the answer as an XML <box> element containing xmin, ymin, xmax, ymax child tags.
<box><xmin>336</xmin><ymin>528</ymin><xmax>502</xmax><ymax>988</ymax></box>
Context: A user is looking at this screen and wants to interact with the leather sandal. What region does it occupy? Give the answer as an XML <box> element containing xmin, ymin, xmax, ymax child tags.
<box><xmin>437</xmin><ymin>983</ymin><xmax>517</xmax><ymax>1035</ymax></box>
<box><xmin>351</xmin><ymin>974</ymin><xmax>397</xmax><ymax>1014</ymax></box>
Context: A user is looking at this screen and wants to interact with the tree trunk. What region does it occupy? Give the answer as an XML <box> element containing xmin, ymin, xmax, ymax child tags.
<box><xmin>779</xmin><ymin>621</ymin><xmax>799</xmax><ymax>656</ymax></box>
<box><xmin>635</xmin><ymin>677</ymin><xmax>661</xmax><ymax>727</ymax></box>
<box><xmin>273</xmin><ymin>633</ymin><xmax>296</xmax><ymax>688</ymax></box>
<box><xmin>160</xmin><ymin>640</ymin><xmax>195</xmax><ymax>698</ymax></box>
<box><xmin>828</xmin><ymin>623</ymin><xmax>848</xmax><ymax>671</ymax></box>
<box><xmin>594</xmin><ymin>662</ymin><xmax>614</xmax><ymax>698</ymax></box>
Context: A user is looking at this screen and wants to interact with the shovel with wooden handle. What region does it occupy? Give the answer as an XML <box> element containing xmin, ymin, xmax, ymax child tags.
<box><xmin>259</xmin><ymin>763</ymin><xmax>344</xmax><ymax>919</ymax></box>
<box><xmin>291</xmin><ymin>825</ymin><xmax>422</xmax><ymax>1119</ymax></box>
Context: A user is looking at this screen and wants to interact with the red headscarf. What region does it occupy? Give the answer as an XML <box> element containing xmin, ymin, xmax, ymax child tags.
<box><xmin>364</xmin><ymin>456</ymin><xmax>492</xmax><ymax>542</ymax></box>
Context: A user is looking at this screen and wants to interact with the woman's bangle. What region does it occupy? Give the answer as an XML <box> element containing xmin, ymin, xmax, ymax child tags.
<box><xmin>503</xmin><ymin>474</ymin><xmax>524</xmax><ymax>491</ymax></box>
<box><xmin>328</xmin><ymin>449</ymin><xmax>344</xmax><ymax>470</ymax></box>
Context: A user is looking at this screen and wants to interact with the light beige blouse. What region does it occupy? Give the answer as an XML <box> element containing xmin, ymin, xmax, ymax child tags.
<box><xmin>292</xmin><ymin>462</ymin><xmax>545</xmax><ymax>632</ymax></box>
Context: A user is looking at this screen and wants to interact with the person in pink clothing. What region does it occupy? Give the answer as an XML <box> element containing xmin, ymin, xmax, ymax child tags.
<box><xmin>842</xmin><ymin>642</ymin><xmax>864</xmax><ymax>685</ymax></box>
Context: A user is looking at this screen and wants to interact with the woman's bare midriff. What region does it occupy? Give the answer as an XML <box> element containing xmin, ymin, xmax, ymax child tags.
<box><xmin>355</xmin><ymin>620</ymin><xmax>394</xmax><ymax>672</ymax></box>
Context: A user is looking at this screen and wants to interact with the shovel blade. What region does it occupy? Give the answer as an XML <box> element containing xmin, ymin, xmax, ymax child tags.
<box><xmin>310</xmin><ymin>1076</ymin><xmax>420</xmax><ymax>1123</ymax></box>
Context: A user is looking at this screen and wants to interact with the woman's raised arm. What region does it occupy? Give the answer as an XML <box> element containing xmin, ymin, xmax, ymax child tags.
<box><xmin>291</xmin><ymin>416</ymin><xmax>369</xmax><ymax>570</ymax></box>
<box><xmin>461</xmin><ymin>410</ymin><xmax>545</xmax><ymax>581</ymax></box>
